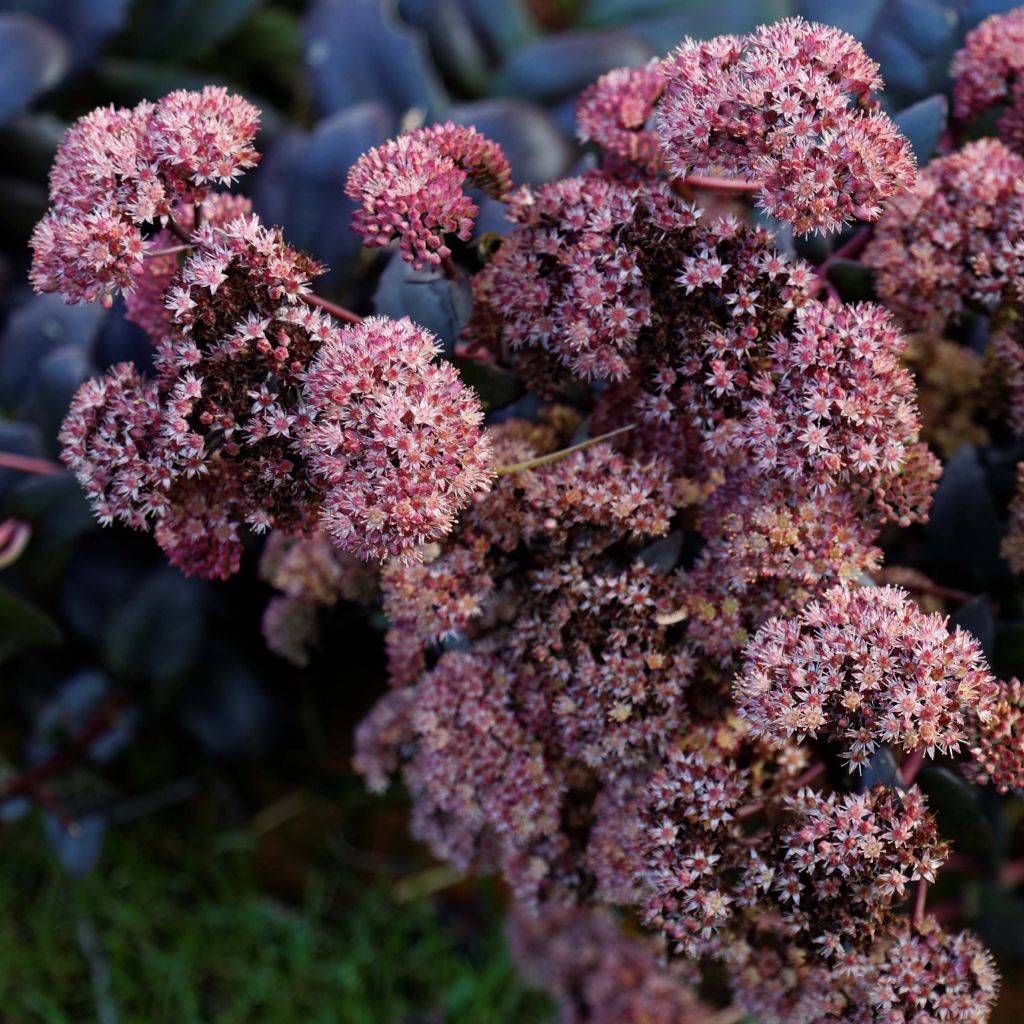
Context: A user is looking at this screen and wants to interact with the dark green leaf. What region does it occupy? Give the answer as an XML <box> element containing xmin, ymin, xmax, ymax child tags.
<box><xmin>451</xmin><ymin>358</ymin><xmax>524</xmax><ymax>412</ymax></box>
<box><xmin>826</xmin><ymin>259</ymin><xmax>875</xmax><ymax>302</ymax></box>
<box><xmin>374</xmin><ymin>253</ymin><xmax>472</xmax><ymax>355</ymax></box>
<box><xmin>0</xmin><ymin>584</ymin><xmax>61</xmax><ymax>664</ymax></box>
<box><xmin>917</xmin><ymin>765</ymin><xmax>994</xmax><ymax>855</ymax></box>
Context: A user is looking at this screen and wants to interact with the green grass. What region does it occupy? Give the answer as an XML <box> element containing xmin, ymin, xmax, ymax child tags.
<box><xmin>0</xmin><ymin>812</ymin><xmax>552</xmax><ymax>1024</ymax></box>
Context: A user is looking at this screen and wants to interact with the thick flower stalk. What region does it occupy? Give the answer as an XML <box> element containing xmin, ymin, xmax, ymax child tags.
<box><xmin>346</xmin><ymin>122</ymin><xmax>512</xmax><ymax>268</ymax></box>
<box><xmin>656</xmin><ymin>18</ymin><xmax>915</xmax><ymax>234</ymax></box>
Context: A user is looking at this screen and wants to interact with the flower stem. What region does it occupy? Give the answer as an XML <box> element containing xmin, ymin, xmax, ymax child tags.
<box><xmin>0</xmin><ymin>452</ymin><xmax>62</xmax><ymax>476</ymax></box>
<box><xmin>901</xmin><ymin>749</ymin><xmax>925</xmax><ymax>786</ymax></box>
<box><xmin>302</xmin><ymin>293</ymin><xmax>363</xmax><ymax>326</ymax></box>
<box><xmin>913</xmin><ymin>877</ymin><xmax>928</xmax><ymax>925</ymax></box>
<box><xmin>676</xmin><ymin>173</ymin><xmax>764</xmax><ymax>194</ymax></box>
<box><xmin>493</xmin><ymin>424</ymin><xmax>636</xmax><ymax>477</ymax></box>
<box><xmin>167</xmin><ymin>218</ymin><xmax>191</xmax><ymax>244</ymax></box>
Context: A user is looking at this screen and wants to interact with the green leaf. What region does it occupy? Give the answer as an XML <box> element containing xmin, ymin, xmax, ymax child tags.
<box><xmin>917</xmin><ymin>765</ymin><xmax>994</xmax><ymax>856</ymax></box>
<box><xmin>826</xmin><ymin>259</ymin><xmax>875</xmax><ymax>302</ymax></box>
<box><xmin>451</xmin><ymin>358</ymin><xmax>524</xmax><ymax>412</ymax></box>
<box><xmin>0</xmin><ymin>584</ymin><xmax>60</xmax><ymax>664</ymax></box>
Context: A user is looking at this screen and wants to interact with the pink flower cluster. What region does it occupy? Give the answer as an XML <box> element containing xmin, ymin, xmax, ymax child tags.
<box><xmin>468</xmin><ymin>174</ymin><xmax>811</xmax><ymax>386</ymax></box>
<box><xmin>951</xmin><ymin>9</ymin><xmax>1024</xmax><ymax>153</ymax></box>
<box><xmin>260</xmin><ymin>530</ymin><xmax>378</xmax><ymax>666</ymax></box>
<box><xmin>576</xmin><ymin>61</ymin><xmax>665</xmax><ymax>176</ymax></box>
<box><xmin>301</xmin><ymin>316</ymin><xmax>493</xmax><ymax>563</ymax></box>
<box><xmin>346</xmin><ymin>122</ymin><xmax>512</xmax><ymax>268</ymax></box>
<box><xmin>508</xmin><ymin>902</ymin><xmax>712</xmax><ymax>1024</ymax></box>
<box><xmin>863</xmin><ymin>139</ymin><xmax>1024</xmax><ymax>331</ymax></box>
<box><xmin>735</xmin><ymin>584</ymin><xmax>997</xmax><ymax>769</ymax></box>
<box><xmin>30</xmin><ymin>88</ymin><xmax>259</xmax><ymax>305</ymax></box>
<box><xmin>967</xmin><ymin>677</ymin><xmax>1024</xmax><ymax>794</ymax></box>
<box><xmin>656</xmin><ymin>18</ymin><xmax>915</xmax><ymax>233</ymax></box>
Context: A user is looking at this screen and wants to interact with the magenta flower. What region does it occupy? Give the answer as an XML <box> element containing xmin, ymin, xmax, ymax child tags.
<box><xmin>656</xmin><ymin>18</ymin><xmax>915</xmax><ymax>234</ymax></box>
<box><xmin>576</xmin><ymin>62</ymin><xmax>665</xmax><ymax>176</ymax></box>
<box><xmin>346</xmin><ymin>121</ymin><xmax>511</xmax><ymax>268</ymax></box>
<box><xmin>735</xmin><ymin>584</ymin><xmax>997</xmax><ymax>770</ymax></box>
<box><xmin>863</xmin><ymin>139</ymin><xmax>1024</xmax><ymax>332</ymax></box>
<box><xmin>302</xmin><ymin>315</ymin><xmax>493</xmax><ymax>563</ymax></box>
<box><xmin>29</xmin><ymin>89</ymin><xmax>260</xmax><ymax>306</ymax></box>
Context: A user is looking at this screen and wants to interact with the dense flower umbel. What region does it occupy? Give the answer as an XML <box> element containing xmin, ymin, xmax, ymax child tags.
<box><xmin>345</xmin><ymin>122</ymin><xmax>512</xmax><ymax>268</ymax></box>
<box><xmin>29</xmin><ymin>88</ymin><xmax>259</xmax><ymax>305</ymax></box>
<box><xmin>728</xmin><ymin>917</ymin><xmax>998</xmax><ymax>1024</ymax></box>
<box><xmin>576</xmin><ymin>61</ymin><xmax>665</xmax><ymax>176</ymax></box>
<box><xmin>508</xmin><ymin>902</ymin><xmax>712</xmax><ymax>1024</ymax></box>
<box><xmin>967</xmin><ymin>678</ymin><xmax>1024</xmax><ymax>793</ymax></box>
<box><xmin>674</xmin><ymin>476</ymin><xmax>882</xmax><ymax>663</ymax></box>
<box><xmin>951</xmin><ymin>9</ymin><xmax>1024</xmax><ymax>153</ymax></box>
<box><xmin>467</xmin><ymin>174</ymin><xmax>812</xmax><ymax>387</ymax></box>
<box><xmin>301</xmin><ymin>316</ymin><xmax>493</xmax><ymax>563</ymax></box>
<box><xmin>863</xmin><ymin>139</ymin><xmax>1024</xmax><ymax>332</ymax></box>
<box><xmin>124</xmin><ymin>193</ymin><xmax>253</xmax><ymax>341</ymax></box>
<box><xmin>656</xmin><ymin>18</ymin><xmax>915</xmax><ymax>234</ymax></box>
<box><xmin>735</xmin><ymin>584</ymin><xmax>997</xmax><ymax>770</ymax></box>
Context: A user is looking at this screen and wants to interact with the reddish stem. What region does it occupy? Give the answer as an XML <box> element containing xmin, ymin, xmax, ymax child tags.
<box><xmin>302</xmin><ymin>293</ymin><xmax>362</xmax><ymax>326</ymax></box>
<box><xmin>792</xmin><ymin>760</ymin><xmax>827</xmax><ymax>789</ymax></box>
<box><xmin>440</xmin><ymin>255</ymin><xmax>459</xmax><ymax>281</ymax></box>
<box><xmin>676</xmin><ymin>173</ymin><xmax>764</xmax><ymax>194</ymax></box>
<box><xmin>901</xmin><ymin>749</ymin><xmax>925</xmax><ymax>787</ymax></box>
<box><xmin>0</xmin><ymin>690</ymin><xmax>131</xmax><ymax>802</ymax></box>
<box><xmin>810</xmin><ymin>225</ymin><xmax>875</xmax><ymax>296</ymax></box>
<box><xmin>0</xmin><ymin>452</ymin><xmax>62</xmax><ymax>476</ymax></box>
<box><xmin>913</xmin><ymin>877</ymin><xmax>928</xmax><ymax>925</ymax></box>
<box><xmin>27</xmin><ymin>781</ymin><xmax>78</xmax><ymax>835</ymax></box>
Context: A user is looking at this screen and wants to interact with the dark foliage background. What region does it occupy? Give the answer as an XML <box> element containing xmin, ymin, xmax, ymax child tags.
<box><xmin>2</xmin><ymin>0</ymin><xmax>1024</xmax><ymax>1020</ymax></box>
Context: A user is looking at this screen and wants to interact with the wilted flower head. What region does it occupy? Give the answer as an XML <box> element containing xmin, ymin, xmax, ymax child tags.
<box><xmin>951</xmin><ymin>9</ymin><xmax>1024</xmax><ymax>152</ymax></box>
<box><xmin>576</xmin><ymin>61</ymin><xmax>665</xmax><ymax>176</ymax></box>
<box><xmin>657</xmin><ymin>18</ymin><xmax>915</xmax><ymax>233</ymax></box>
<box><xmin>863</xmin><ymin>139</ymin><xmax>1024</xmax><ymax>331</ymax></box>
<box><xmin>30</xmin><ymin>89</ymin><xmax>259</xmax><ymax>305</ymax></box>
<box><xmin>735</xmin><ymin>583</ymin><xmax>997</xmax><ymax>769</ymax></box>
<box><xmin>302</xmin><ymin>315</ymin><xmax>493</xmax><ymax>563</ymax></box>
<box><xmin>346</xmin><ymin>121</ymin><xmax>512</xmax><ymax>268</ymax></box>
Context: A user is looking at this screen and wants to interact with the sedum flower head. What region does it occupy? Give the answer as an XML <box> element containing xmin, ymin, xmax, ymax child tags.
<box><xmin>301</xmin><ymin>315</ymin><xmax>493</xmax><ymax>563</ymax></box>
<box><xmin>863</xmin><ymin>139</ymin><xmax>1024</xmax><ymax>332</ymax></box>
<box><xmin>735</xmin><ymin>583</ymin><xmax>997</xmax><ymax>770</ymax></box>
<box><xmin>951</xmin><ymin>9</ymin><xmax>1024</xmax><ymax>152</ymax></box>
<box><xmin>29</xmin><ymin>89</ymin><xmax>260</xmax><ymax>306</ymax></box>
<box><xmin>346</xmin><ymin>121</ymin><xmax>511</xmax><ymax>268</ymax></box>
<box><xmin>967</xmin><ymin>677</ymin><xmax>1024</xmax><ymax>793</ymax></box>
<box><xmin>656</xmin><ymin>18</ymin><xmax>915</xmax><ymax>234</ymax></box>
<box><xmin>576</xmin><ymin>62</ymin><xmax>665</xmax><ymax>176</ymax></box>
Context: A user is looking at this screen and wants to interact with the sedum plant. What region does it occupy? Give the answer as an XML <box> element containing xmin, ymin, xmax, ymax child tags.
<box><xmin>27</xmin><ymin>10</ymin><xmax>1024</xmax><ymax>1023</ymax></box>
